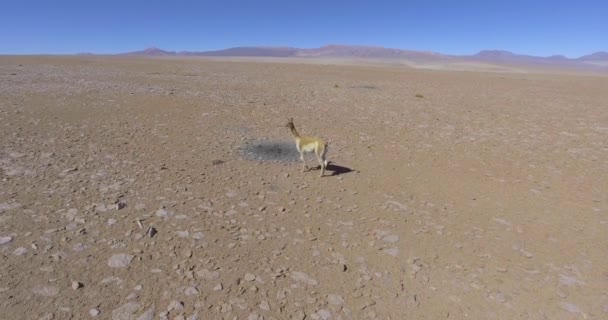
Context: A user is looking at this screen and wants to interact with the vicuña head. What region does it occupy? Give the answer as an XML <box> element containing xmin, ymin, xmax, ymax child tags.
<box><xmin>286</xmin><ymin>118</ymin><xmax>329</xmax><ymax>177</ymax></box>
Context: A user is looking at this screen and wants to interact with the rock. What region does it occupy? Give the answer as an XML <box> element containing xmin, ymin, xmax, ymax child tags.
<box><xmin>317</xmin><ymin>309</ymin><xmax>331</xmax><ymax>320</ymax></box>
<box><xmin>167</xmin><ymin>300</ymin><xmax>184</xmax><ymax>311</ymax></box>
<box><xmin>32</xmin><ymin>285</ymin><xmax>59</xmax><ymax>297</ymax></box>
<box><xmin>244</xmin><ymin>273</ymin><xmax>256</xmax><ymax>281</ymax></box>
<box><xmin>560</xmin><ymin>302</ymin><xmax>581</xmax><ymax>314</ymax></box>
<box><xmin>136</xmin><ymin>306</ymin><xmax>155</xmax><ymax>320</ymax></box>
<box><xmin>175</xmin><ymin>230</ymin><xmax>189</xmax><ymax>238</ymax></box>
<box><xmin>191</xmin><ymin>232</ymin><xmax>204</xmax><ymax>240</ymax></box>
<box><xmin>382</xmin><ymin>234</ymin><xmax>399</xmax><ymax>243</ymax></box>
<box><xmin>38</xmin><ymin>313</ymin><xmax>54</xmax><ymax>320</ymax></box>
<box><xmin>13</xmin><ymin>247</ymin><xmax>27</xmax><ymax>256</ymax></box>
<box><xmin>147</xmin><ymin>227</ymin><xmax>157</xmax><ymax>238</ymax></box>
<box><xmin>116</xmin><ymin>202</ymin><xmax>127</xmax><ymax>210</ymax></box>
<box><xmin>196</xmin><ymin>269</ymin><xmax>220</xmax><ymax>280</ymax></box>
<box><xmin>290</xmin><ymin>271</ymin><xmax>318</xmax><ymax>286</ymax></box>
<box><xmin>156</xmin><ymin>209</ymin><xmax>170</xmax><ymax>219</ymax></box>
<box><xmin>89</xmin><ymin>308</ymin><xmax>100</xmax><ymax>317</ymax></box>
<box><xmin>293</xmin><ymin>310</ymin><xmax>306</xmax><ymax>320</ymax></box>
<box><xmin>108</xmin><ymin>254</ymin><xmax>134</xmax><ymax>268</ymax></box>
<box><xmin>186</xmin><ymin>314</ymin><xmax>199</xmax><ymax>320</ymax></box>
<box><xmin>213</xmin><ymin>283</ymin><xmax>223</xmax><ymax>291</ymax></box>
<box><xmin>383</xmin><ymin>247</ymin><xmax>399</xmax><ymax>257</ymax></box>
<box><xmin>107</xmin><ymin>219</ymin><xmax>117</xmax><ymax>226</ymax></box>
<box><xmin>327</xmin><ymin>294</ymin><xmax>344</xmax><ymax>305</ymax></box>
<box><xmin>112</xmin><ymin>302</ymin><xmax>140</xmax><ymax>320</ymax></box>
<box><xmin>71</xmin><ymin>281</ymin><xmax>82</xmax><ymax>290</ymax></box>
<box><xmin>184</xmin><ymin>286</ymin><xmax>199</xmax><ymax>296</ymax></box>
<box><xmin>259</xmin><ymin>300</ymin><xmax>270</xmax><ymax>311</ymax></box>
<box><xmin>134</xmin><ymin>285</ymin><xmax>143</xmax><ymax>291</ymax></box>
<box><xmin>0</xmin><ymin>236</ymin><xmax>13</xmax><ymax>245</ymax></box>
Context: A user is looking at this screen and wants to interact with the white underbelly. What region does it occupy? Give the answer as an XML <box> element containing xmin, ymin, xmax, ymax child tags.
<box><xmin>300</xmin><ymin>144</ymin><xmax>316</xmax><ymax>153</ymax></box>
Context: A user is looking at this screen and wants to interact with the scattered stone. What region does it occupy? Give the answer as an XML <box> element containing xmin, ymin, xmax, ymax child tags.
<box><xmin>13</xmin><ymin>247</ymin><xmax>27</xmax><ymax>256</ymax></box>
<box><xmin>32</xmin><ymin>285</ymin><xmax>59</xmax><ymax>297</ymax></box>
<box><xmin>259</xmin><ymin>300</ymin><xmax>270</xmax><ymax>311</ymax></box>
<box><xmin>108</xmin><ymin>253</ymin><xmax>134</xmax><ymax>268</ymax></box>
<box><xmin>293</xmin><ymin>310</ymin><xmax>306</xmax><ymax>320</ymax></box>
<box><xmin>112</xmin><ymin>302</ymin><xmax>140</xmax><ymax>320</ymax></box>
<box><xmin>214</xmin><ymin>283</ymin><xmax>223</xmax><ymax>291</ymax></box>
<box><xmin>116</xmin><ymin>202</ymin><xmax>127</xmax><ymax>210</ymax></box>
<box><xmin>155</xmin><ymin>209</ymin><xmax>170</xmax><ymax>219</ymax></box>
<box><xmin>167</xmin><ymin>300</ymin><xmax>184</xmax><ymax>312</ymax></box>
<box><xmin>382</xmin><ymin>234</ymin><xmax>399</xmax><ymax>243</ymax></box>
<box><xmin>327</xmin><ymin>294</ymin><xmax>344</xmax><ymax>305</ymax></box>
<box><xmin>107</xmin><ymin>219</ymin><xmax>117</xmax><ymax>226</ymax></box>
<box><xmin>0</xmin><ymin>236</ymin><xmax>13</xmax><ymax>245</ymax></box>
<box><xmin>147</xmin><ymin>227</ymin><xmax>157</xmax><ymax>238</ymax></box>
<box><xmin>316</xmin><ymin>309</ymin><xmax>331</xmax><ymax>320</ymax></box>
<box><xmin>89</xmin><ymin>308</ymin><xmax>100</xmax><ymax>317</ymax></box>
<box><xmin>136</xmin><ymin>306</ymin><xmax>155</xmax><ymax>320</ymax></box>
<box><xmin>191</xmin><ymin>232</ymin><xmax>204</xmax><ymax>240</ymax></box>
<box><xmin>383</xmin><ymin>247</ymin><xmax>399</xmax><ymax>257</ymax></box>
<box><xmin>244</xmin><ymin>273</ymin><xmax>256</xmax><ymax>281</ymax></box>
<box><xmin>71</xmin><ymin>281</ymin><xmax>82</xmax><ymax>290</ymax></box>
<box><xmin>184</xmin><ymin>286</ymin><xmax>199</xmax><ymax>296</ymax></box>
<box><xmin>291</xmin><ymin>271</ymin><xmax>318</xmax><ymax>286</ymax></box>
<box><xmin>38</xmin><ymin>313</ymin><xmax>54</xmax><ymax>320</ymax></box>
<box><xmin>560</xmin><ymin>302</ymin><xmax>581</xmax><ymax>314</ymax></box>
<box><xmin>196</xmin><ymin>269</ymin><xmax>220</xmax><ymax>280</ymax></box>
<box><xmin>175</xmin><ymin>230</ymin><xmax>189</xmax><ymax>238</ymax></box>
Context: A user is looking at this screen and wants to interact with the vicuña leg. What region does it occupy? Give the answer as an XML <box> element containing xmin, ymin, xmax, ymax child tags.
<box><xmin>300</xmin><ymin>153</ymin><xmax>309</xmax><ymax>172</ymax></box>
<box><xmin>316</xmin><ymin>154</ymin><xmax>325</xmax><ymax>177</ymax></box>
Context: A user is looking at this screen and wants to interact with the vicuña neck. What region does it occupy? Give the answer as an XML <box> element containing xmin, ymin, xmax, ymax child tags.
<box><xmin>290</xmin><ymin>127</ymin><xmax>300</xmax><ymax>138</ymax></box>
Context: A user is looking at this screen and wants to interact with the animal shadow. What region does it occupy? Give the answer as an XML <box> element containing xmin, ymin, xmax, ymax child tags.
<box><xmin>317</xmin><ymin>162</ymin><xmax>355</xmax><ymax>176</ymax></box>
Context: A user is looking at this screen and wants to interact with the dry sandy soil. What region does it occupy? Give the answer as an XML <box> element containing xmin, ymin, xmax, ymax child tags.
<box><xmin>1</xmin><ymin>56</ymin><xmax>607</xmax><ymax>320</ymax></box>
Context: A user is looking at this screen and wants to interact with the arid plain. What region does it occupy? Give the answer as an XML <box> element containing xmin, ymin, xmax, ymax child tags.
<box><xmin>1</xmin><ymin>56</ymin><xmax>607</xmax><ymax>319</ymax></box>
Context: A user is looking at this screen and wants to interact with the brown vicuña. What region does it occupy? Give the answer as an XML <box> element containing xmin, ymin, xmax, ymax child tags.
<box><xmin>285</xmin><ymin>118</ymin><xmax>329</xmax><ymax>177</ymax></box>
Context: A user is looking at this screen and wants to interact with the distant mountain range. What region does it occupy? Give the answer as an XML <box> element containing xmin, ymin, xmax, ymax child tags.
<box><xmin>118</xmin><ymin>45</ymin><xmax>608</xmax><ymax>70</ymax></box>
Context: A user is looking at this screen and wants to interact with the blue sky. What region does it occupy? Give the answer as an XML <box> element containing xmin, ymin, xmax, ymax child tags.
<box><xmin>1</xmin><ymin>0</ymin><xmax>606</xmax><ymax>57</ymax></box>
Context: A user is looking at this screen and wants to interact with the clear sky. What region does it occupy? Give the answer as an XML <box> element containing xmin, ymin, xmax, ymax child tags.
<box><xmin>1</xmin><ymin>0</ymin><xmax>606</xmax><ymax>57</ymax></box>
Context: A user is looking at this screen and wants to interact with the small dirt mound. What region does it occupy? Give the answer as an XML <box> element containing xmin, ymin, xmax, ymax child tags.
<box><xmin>240</xmin><ymin>140</ymin><xmax>300</xmax><ymax>163</ymax></box>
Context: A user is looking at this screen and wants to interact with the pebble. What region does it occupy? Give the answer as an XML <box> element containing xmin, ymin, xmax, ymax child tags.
<box><xmin>71</xmin><ymin>281</ymin><xmax>82</xmax><ymax>290</ymax></box>
<box><xmin>290</xmin><ymin>271</ymin><xmax>318</xmax><ymax>286</ymax></box>
<box><xmin>196</xmin><ymin>269</ymin><xmax>220</xmax><ymax>280</ymax></box>
<box><xmin>136</xmin><ymin>306</ymin><xmax>155</xmax><ymax>320</ymax></box>
<box><xmin>108</xmin><ymin>253</ymin><xmax>134</xmax><ymax>268</ymax></box>
<box><xmin>382</xmin><ymin>234</ymin><xmax>399</xmax><ymax>243</ymax></box>
<box><xmin>32</xmin><ymin>285</ymin><xmax>59</xmax><ymax>297</ymax></box>
<box><xmin>112</xmin><ymin>302</ymin><xmax>140</xmax><ymax>319</ymax></box>
<box><xmin>244</xmin><ymin>273</ymin><xmax>256</xmax><ymax>281</ymax></box>
<box><xmin>89</xmin><ymin>308</ymin><xmax>100</xmax><ymax>317</ymax></box>
<box><xmin>213</xmin><ymin>283</ymin><xmax>223</xmax><ymax>291</ymax></box>
<box><xmin>184</xmin><ymin>286</ymin><xmax>199</xmax><ymax>296</ymax></box>
<box><xmin>316</xmin><ymin>309</ymin><xmax>331</xmax><ymax>320</ymax></box>
<box><xmin>13</xmin><ymin>247</ymin><xmax>27</xmax><ymax>256</ymax></box>
<box><xmin>327</xmin><ymin>294</ymin><xmax>344</xmax><ymax>305</ymax></box>
<box><xmin>167</xmin><ymin>300</ymin><xmax>184</xmax><ymax>311</ymax></box>
<box><xmin>259</xmin><ymin>300</ymin><xmax>270</xmax><ymax>311</ymax></box>
<box><xmin>383</xmin><ymin>247</ymin><xmax>399</xmax><ymax>257</ymax></box>
<box><xmin>0</xmin><ymin>236</ymin><xmax>13</xmax><ymax>245</ymax></box>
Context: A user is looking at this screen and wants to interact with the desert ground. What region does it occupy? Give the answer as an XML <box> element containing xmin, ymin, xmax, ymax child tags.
<box><xmin>0</xmin><ymin>56</ymin><xmax>607</xmax><ymax>320</ymax></box>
